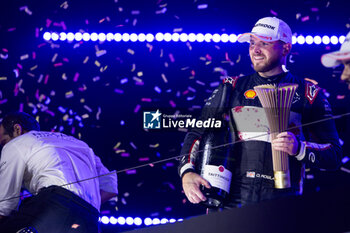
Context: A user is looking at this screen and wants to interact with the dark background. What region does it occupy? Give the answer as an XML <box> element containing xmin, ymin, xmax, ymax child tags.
<box><xmin>0</xmin><ymin>0</ymin><xmax>349</xmax><ymax>232</ymax></box>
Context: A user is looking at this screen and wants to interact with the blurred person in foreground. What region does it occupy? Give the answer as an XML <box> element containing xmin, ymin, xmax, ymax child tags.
<box><xmin>321</xmin><ymin>31</ymin><xmax>350</xmax><ymax>89</ymax></box>
<box><xmin>0</xmin><ymin>112</ymin><xmax>118</xmax><ymax>233</ymax></box>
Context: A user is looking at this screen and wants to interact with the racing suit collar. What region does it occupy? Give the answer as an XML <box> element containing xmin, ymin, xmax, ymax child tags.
<box><xmin>254</xmin><ymin>72</ymin><xmax>288</xmax><ymax>84</ymax></box>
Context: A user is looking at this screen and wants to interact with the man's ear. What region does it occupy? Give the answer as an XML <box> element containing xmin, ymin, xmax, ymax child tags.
<box><xmin>13</xmin><ymin>124</ymin><xmax>23</xmax><ymax>137</ymax></box>
<box><xmin>282</xmin><ymin>43</ymin><xmax>292</xmax><ymax>56</ymax></box>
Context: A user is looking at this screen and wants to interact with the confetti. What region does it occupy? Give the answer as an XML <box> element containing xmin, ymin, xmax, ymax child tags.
<box><xmin>126</xmin><ymin>169</ymin><xmax>136</xmax><ymax>174</ymax></box>
<box><xmin>139</xmin><ymin>157</ymin><xmax>150</xmax><ymax>161</ymax></box>
<box><xmin>301</xmin><ymin>16</ymin><xmax>310</xmax><ymax>22</ymax></box>
<box><xmin>154</xmin><ymin>86</ymin><xmax>161</xmax><ymax>93</ymax></box>
<box><xmin>197</xmin><ymin>4</ymin><xmax>208</xmax><ymax>9</ymax></box>
<box><xmin>96</xmin><ymin>50</ymin><xmax>107</xmax><ymax>57</ymax></box>
<box><xmin>65</xmin><ymin>91</ymin><xmax>74</xmax><ymax>98</ymax></box>
<box><xmin>20</xmin><ymin>54</ymin><xmax>29</xmax><ymax>60</ymax></box>
<box><xmin>130</xmin><ymin>142</ymin><xmax>137</xmax><ymax>149</ymax></box>
<box><xmin>73</xmin><ymin>73</ymin><xmax>79</xmax><ymax>82</ymax></box>
<box><xmin>161</xmin><ymin>73</ymin><xmax>168</xmax><ymax>83</ymax></box>
<box><xmin>169</xmin><ymin>100</ymin><xmax>176</xmax><ymax>108</ymax></box>
<box><xmin>127</xmin><ymin>49</ymin><xmax>135</xmax><ymax>55</ymax></box>
<box><xmin>114</xmin><ymin>89</ymin><xmax>124</xmax><ymax>94</ymax></box>
<box><xmin>270</xmin><ymin>9</ymin><xmax>278</xmax><ymax>16</ymax></box>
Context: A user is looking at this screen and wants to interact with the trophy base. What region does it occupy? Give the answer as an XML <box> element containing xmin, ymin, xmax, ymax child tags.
<box><xmin>274</xmin><ymin>171</ymin><xmax>291</xmax><ymax>189</ymax></box>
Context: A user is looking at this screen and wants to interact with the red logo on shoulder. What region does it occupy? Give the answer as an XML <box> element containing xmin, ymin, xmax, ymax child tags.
<box><xmin>219</xmin><ymin>166</ymin><xmax>225</xmax><ymax>172</ymax></box>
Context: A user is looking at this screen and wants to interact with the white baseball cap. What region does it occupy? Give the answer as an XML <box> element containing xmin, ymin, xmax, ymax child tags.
<box><xmin>321</xmin><ymin>31</ymin><xmax>350</xmax><ymax>68</ymax></box>
<box><xmin>238</xmin><ymin>17</ymin><xmax>292</xmax><ymax>44</ymax></box>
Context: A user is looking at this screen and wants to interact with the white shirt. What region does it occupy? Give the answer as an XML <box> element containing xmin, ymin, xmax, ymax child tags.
<box><xmin>0</xmin><ymin>131</ymin><xmax>118</xmax><ymax>216</ymax></box>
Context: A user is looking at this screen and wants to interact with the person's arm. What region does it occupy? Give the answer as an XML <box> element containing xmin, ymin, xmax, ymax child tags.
<box><xmin>0</xmin><ymin>144</ymin><xmax>26</xmax><ymax>217</ymax></box>
<box><xmin>100</xmin><ymin>190</ymin><xmax>117</xmax><ymax>204</ymax></box>
<box><xmin>94</xmin><ymin>154</ymin><xmax>118</xmax><ymax>203</ymax></box>
<box><xmin>295</xmin><ymin>84</ymin><xmax>342</xmax><ymax>169</ymax></box>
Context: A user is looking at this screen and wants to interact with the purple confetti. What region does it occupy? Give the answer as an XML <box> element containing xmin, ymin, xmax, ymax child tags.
<box><xmin>169</xmin><ymin>100</ymin><xmax>176</xmax><ymax>108</ymax></box>
<box><xmin>134</xmin><ymin>104</ymin><xmax>141</xmax><ymax>113</ymax></box>
<box><xmin>130</xmin><ymin>142</ymin><xmax>137</xmax><ymax>149</ymax></box>
<box><xmin>154</xmin><ymin>86</ymin><xmax>161</xmax><ymax>93</ymax></box>
<box><xmin>120</xmin><ymin>78</ymin><xmax>128</xmax><ymax>84</ymax></box>
<box><xmin>114</xmin><ymin>88</ymin><xmax>124</xmax><ymax>94</ymax></box>
<box><xmin>126</xmin><ymin>169</ymin><xmax>137</xmax><ymax>174</ymax></box>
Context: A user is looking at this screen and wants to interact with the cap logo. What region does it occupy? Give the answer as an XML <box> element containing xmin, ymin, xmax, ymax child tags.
<box><xmin>254</xmin><ymin>23</ymin><xmax>275</xmax><ymax>30</ymax></box>
<box><xmin>257</xmin><ymin>35</ymin><xmax>273</xmax><ymax>40</ymax></box>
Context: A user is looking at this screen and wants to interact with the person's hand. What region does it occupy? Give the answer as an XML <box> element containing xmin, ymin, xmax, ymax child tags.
<box><xmin>271</xmin><ymin>131</ymin><xmax>299</xmax><ymax>156</ymax></box>
<box><xmin>182</xmin><ymin>172</ymin><xmax>211</xmax><ymax>204</ymax></box>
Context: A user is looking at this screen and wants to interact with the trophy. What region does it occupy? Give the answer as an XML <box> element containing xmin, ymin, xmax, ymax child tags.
<box><xmin>254</xmin><ymin>83</ymin><xmax>298</xmax><ymax>189</ymax></box>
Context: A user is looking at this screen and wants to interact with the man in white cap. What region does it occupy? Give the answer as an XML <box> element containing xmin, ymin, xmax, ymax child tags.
<box><xmin>321</xmin><ymin>32</ymin><xmax>350</xmax><ymax>89</ymax></box>
<box><xmin>179</xmin><ymin>17</ymin><xmax>341</xmax><ymax>210</ymax></box>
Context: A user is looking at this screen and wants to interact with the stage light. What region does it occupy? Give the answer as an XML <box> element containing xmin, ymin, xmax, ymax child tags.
<box><xmin>74</xmin><ymin>32</ymin><xmax>83</xmax><ymax>41</ymax></box>
<box><xmin>59</xmin><ymin>32</ymin><xmax>67</xmax><ymax>41</ymax></box>
<box><xmin>146</xmin><ymin>33</ymin><xmax>154</xmax><ymax>42</ymax></box>
<box><xmin>160</xmin><ymin>218</ymin><xmax>169</xmax><ymax>224</ymax></box>
<box><xmin>43</xmin><ymin>32</ymin><xmax>344</xmax><ymax>45</ymax></box>
<box><xmin>188</xmin><ymin>33</ymin><xmax>196</xmax><ymax>42</ymax></box>
<box><xmin>106</xmin><ymin>33</ymin><xmax>114</xmax><ymax>41</ymax></box>
<box><xmin>177</xmin><ymin>219</ymin><xmax>184</xmax><ymax>222</ymax></box>
<box><xmin>179</xmin><ymin>33</ymin><xmax>188</xmax><ymax>42</ymax></box>
<box><xmin>204</xmin><ymin>33</ymin><xmax>212</xmax><ymax>42</ymax></box>
<box><xmin>101</xmin><ymin>216</ymin><xmax>109</xmax><ymax>224</ymax></box>
<box><xmin>330</xmin><ymin>36</ymin><xmax>338</xmax><ymax>45</ymax></box>
<box><xmin>155</xmin><ymin>32</ymin><xmax>164</xmax><ymax>41</ymax></box>
<box><xmin>122</xmin><ymin>33</ymin><xmax>130</xmax><ymax>42</ymax></box>
<box><xmin>82</xmin><ymin>33</ymin><xmax>90</xmax><ymax>41</ymax></box>
<box><xmin>221</xmin><ymin>33</ymin><xmax>229</xmax><ymax>43</ymax></box>
<box><xmin>66</xmin><ymin>32</ymin><xmax>74</xmax><ymax>41</ymax></box>
<box><xmin>229</xmin><ymin>34</ymin><xmax>237</xmax><ymax>43</ymax></box>
<box><xmin>164</xmin><ymin>33</ymin><xmax>172</xmax><ymax>42</ymax></box>
<box><xmin>90</xmin><ymin>33</ymin><xmax>98</xmax><ymax>41</ymax></box>
<box><xmin>152</xmin><ymin>218</ymin><xmax>161</xmax><ymax>225</ymax></box>
<box><xmin>196</xmin><ymin>33</ymin><xmax>204</xmax><ymax>42</ymax></box>
<box><xmin>130</xmin><ymin>33</ymin><xmax>138</xmax><ymax>42</ymax></box>
<box><xmin>171</xmin><ymin>33</ymin><xmax>180</xmax><ymax>42</ymax></box>
<box><xmin>212</xmin><ymin>33</ymin><xmax>221</xmax><ymax>43</ymax></box>
<box><xmin>134</xmin><ymin>217</ymin><xmax>142</xmax><ymax>226</ymax></box>
<box><xmin>114</xmin><ymin>33</ymin><xmax>122</xmax><ymax>42</ymax></box>
<box><xmin>117</xmin><ymin>216</ymin><xmax>126</xmax><ymax>225</ymax></box>
<box><xmin>51</xmin><ymin>33</ymin><xmax>59</xmax><ymax>41</ymax></box>
<box><xmin>305</xmin><ymin>35</ymin><xmax>313</xmax><ymax>44</ymax></box>
<box><xmin>109</xmin><ymin>216</ymin><xmax>118</xmax><ymax>225</ymax></box>
<box><xmin>297</xmin><ymin>35</ymin><xmax>305</xmax><ymax>45</ymax></box>
<box><xmin>314</xmin><ymin>36</ymin><xmax>322</xmax><ymax>45</ymax></box>
<box><xmin>126</xmin><ymin>217</ymin><xmax>134</xmax><ymax>225</ymax></box>
<box><xmin>169</xmin><ymin>219</ymin><xmax>176</xmax><ymax>223</ymax></box>
<box><xmin>138</xmin><ymin>33</ymin><xmax>146</xmax><ymax>42</ymax></box>
<box><xmin>98</xmin><ymin>33</ymin><xmax>106</xmax><ymax>41</ymax></box>
<box><xmin>339</xmin><ymin>35</ymin><xmax>346</xmax><ymax>44</ymax></box>
<box><xmin>43</xmin><ymin>32</ymin><xmax>51</xmax><ymax>40</ymax></box>
<box><xmin>322</xmin><ymin>35</ymin><xmax>330</xmax><ymax>45</ymax></box>
<box><xmin>144</xmin><ymin>218</ymin><xmax>152</xmax><ymax>226</ymax></box>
